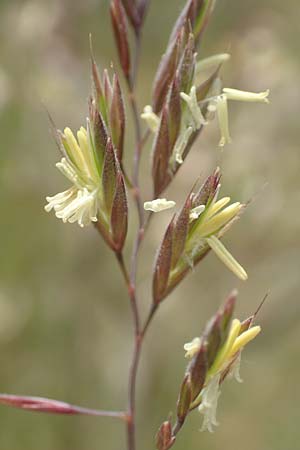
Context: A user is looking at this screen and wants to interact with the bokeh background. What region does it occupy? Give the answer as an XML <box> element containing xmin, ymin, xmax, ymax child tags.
<box><xmin>0</xmin><ymin>0</ymin><xmax>299</xmax><ymax>449</ymax></box>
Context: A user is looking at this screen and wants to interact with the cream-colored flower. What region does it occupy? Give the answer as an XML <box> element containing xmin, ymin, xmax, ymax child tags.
<box><xmin>45</xmin><ymin>124</ymin><xmax>102</xmax><ymax>227</ymax></box>
<box><xmin>45</xmin><ymin>187</ymin><xmax>98</xmax><ymax>228</ymax></box>
<box><xmin>144</xmin><ymin>198</ymin><xmax>176</xmax><ymax>213</ymax></box>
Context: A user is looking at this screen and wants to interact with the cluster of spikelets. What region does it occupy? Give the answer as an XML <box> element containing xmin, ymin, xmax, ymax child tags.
<box><xmin>149</xmin><ymin>168</ymin><xmax>248</xmax><ymax>304</ymax></box>
<box><xmin>0</xmin><ymin>2</ymin><xmax>271</xmax><ymax>450</ymax></box>
<box><xmin>140</xmin><ymin>8</ymin><xmax>269</xmax><ymax>197</ymax></box>
<box><xmin>41</xmin><ymin>0</ymin><xmax>270</xmax><ymax>447</ymax></box>
<box><xmin>45</xmin><ymin>60</ymin><xmax>128</xmax><ymax>252</ymax></box>
<box><xmin>43</xmin><ymin>0</ymin><xmax>270</xmax><ymax>324</ymax></box>
<box><xmin>156</xmin><ymin>290</ymin><xmax>261</xmax><ymax>449</ymax></box>
<box><xmin>45</xmin><ymin>0</ymin><xmax>269</xmax><ymax>235</ymax></box>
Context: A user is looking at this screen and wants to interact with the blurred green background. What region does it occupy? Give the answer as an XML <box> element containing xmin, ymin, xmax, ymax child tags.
<box><xmin>0</xmin><ymin>0</ymin><xmax>299</xmax><ymax>449</ymax></box>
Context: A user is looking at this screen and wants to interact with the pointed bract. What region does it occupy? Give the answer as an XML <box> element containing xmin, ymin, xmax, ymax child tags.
<box><xmin>177</xmin><ymin>374</ymin><xmax>192</xmax><ymax>423</ymax></box>
<box><xmin>138</xmin><ymin>0</ymin><xmax>150</xmax><ymax>25</ymax></box>
<box><xmin>90</xmin><ymin>102</ymin><xmax>108</xmax><ymax>170</ymax></box>
<box><xmin>120</xmin><ymin>0</ymin><xmax>141</xmax><ymax>30</ymax></box>
<box><xmin>102</xmin><ymin>139</ymin><xmax>117</xmax><ymax>214</ymax></box>
<box><xmin>220</xmin><ymin>290</ymin><xmax>237</xmax><ymax>340</ymax></box>
<box><xmin>177</xmin><ymin>32</ymin><xmax>196</xmax><ymax>95</ymax></box>
<box><xmin>110</xmin><ymin>74</ymin><xmax>125</xmax><ymax>161</ymax></box>
<box><xmin>153</xmin><ymin>220</ymin><xmax>174</xmax><ymax>304</ymax></box>
<box><xmin>152</xmin><ymin>23</ymin><xmax>189</xmax><ymax>113</ymax></box>
<box><xmin>204</xmin><ymin>314</ymin><xmax>222</xmax><ymax>369</ymax></box>
<box><xmin>156</xmin><ymin>420</ymin><xmax>176</xmax><ymax>450</ymax></box>
<box><xmin>152</xmin><ymin>106</ymin><xmax>171</xmax><ymax>197</ymax></box>
<box><xmin>90</xmin><ymin>54</ymin><xmax>108</xmax><ymax>124</ymax></box>
<box><xmin>110</xmin><ymin>0</ymin><xmax>131</xmax><ymax>80</ymax></box>
<box><xmin>171</xmin><ymin>196</ymin><xmax>191</xmax><ymax>269</ymax></box>
<box><xmin>167</xmin><ymin>77</ymin><xmax>182</xmax><ymax>149</ymax></box>
<box><xmin>187</xmin><ymin>342</ymin><xmax>208</xmax><ymax>400</ymax></box>
<box><xmin>110</xmin><ymin>171</ymin><xmax>128</xmax><ymax>251</ymax></box>
<box><xmin>103</xmin><ymin>69</ymin><xmax>113</xmax><ymax>105</ymax></box>
<box><xmin>169</xmin><ymin>0</ymin><xmax>215</xmax><ymax>48</ymax></box>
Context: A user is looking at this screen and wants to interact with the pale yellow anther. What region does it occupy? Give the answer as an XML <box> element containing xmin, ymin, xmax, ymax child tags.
<box><xmin>174</xmin><ymin>126</ymin><xmax>194</xmax><ymax>164</ymax></box>
<box><xmin>223</xmin><ymin>88</ymin><xmax>270</xmax><ymax>104</ymax></box>
<box><xmin>198</xmin><ymin>202</ymin><xmax>242</xmax><ymax>237</ymax></box>
<box><xmin>216</xmin><ymin>95</ymin><xmax>232</xmax><ymax>147</ymax></box>
<box><xmin>64</xmin><ymin>127</ymin><xmax>89</xmax><ymax>174</ymax></box>
<box><xmin>210</xmin><ymin>319</ymin><xmax>241</xmax><ymax>375</ymax></box>
<box><xmin>229</xmin><ymin>326</ymin><xmax>261</xmax><ymax>358</ymax></box>
<box><xmin>77</xmin><ymin>128</ymin><xmax>99</xmax><ymax>183</ymax></box>
<box><xmin>205</xmin><ymin>197</ymin><xmax>231</xmax><ymax>220</ymax></box>
<box><xmin>79</xmin><ymin>126</ymin><xmax>87</xmax><ymax>136</ymax></box>
<box><xmin>206</xmin><ymin>236</ymin><xmax>248</xmax><ymax>281</ymax></box>
<box><xmin>56</xmin><ymin>158</ymin><xmax>79</xmax><ymax>186</ymax></box>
